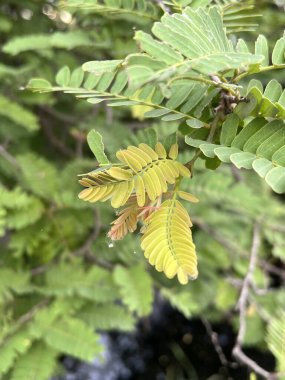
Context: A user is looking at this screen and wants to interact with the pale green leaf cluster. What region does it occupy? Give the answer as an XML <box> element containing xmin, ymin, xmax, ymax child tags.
<box><xmin>2</xmin><ymin>31</ymin><xmax>94</xmax><ymax>55</ymax></box>
<box><xmin>186</xmin><ymin>115</ymin><xmax>285</xmax><ymax>193</ymax></box>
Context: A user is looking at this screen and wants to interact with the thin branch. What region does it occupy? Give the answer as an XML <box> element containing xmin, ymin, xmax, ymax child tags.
<box><xmin>185</xmin><ymin>111</ymin><xmax>223</xmax><ymax>170</ymax></box>
<box><xmin>0</xmin><ymin>145</ymin><xmax>20</xmax><ymax>169</ymax></box>
<box><xmin>235</xmin><ymin>223</ymin><xmax>260</xmax><ymax>345</ymax></box>
<box><xmin>234</xmin><ymin>65</ymin><xmax>285</xmax><ymax>83</ymax></box>
<box><xmin>202</xmin><ymin>317</ymin><xmax>237</xmax><ymax>368</ymax></box>
<box><xmin>232</xmin><ymin>223</ymin><xmax>278</xmax><ymax>380</ymax></box>
<box><xmin>72</xmin><ymin>209</ymin><xmax>113</xmax><ymax>269</ymax></box>
<box><xmin>39</xmin><ymin>110</ymin><xmax>74</xmax><ymax>158</ymax></box>
<box><xmin>260</xmin><ymin>260</ymin><xmax>285</xmax><ymax>280</ymax></box>
<box><xmin>39</xmin><ymin>105</ymin><xmax>78</xmax><ymax>124</ymax></box>
<box><xmin>73</xmin><ymin>208</ymin><xmax>101</xmax><ymax>257</ymax></box>
<box><xmin>192</xmin><ymin>217</ymin><xmax>247</xmax><ymax>258</ymax></box>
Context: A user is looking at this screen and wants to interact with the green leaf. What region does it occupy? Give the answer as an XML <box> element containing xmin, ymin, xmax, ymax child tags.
<box><xmin>31</xmin><ymin>317</ymin><xmax>102</xmax><ymax>361</ymax></box>
<box><xmin>0</xmin><ymin>269</ymin><xmax>30</xmax><ymax>304</ymax></box>
<box><xmin>252</xmin><ymin>158</ymin><xmax>274</xmax><ymax>178</ymax></box>
<box><xmin>0</xmin><ymin>95</ymin><xmax>39</xmax><ymax>132</ymax></box>
<box><xmin>134</xmin><ymin>30</ymin><xmax>183</xmax><ymax>65</ymax></box>
<box><xmin>161</xmin><ymin>288</ymin><xmax>200</xmax><ymax>318</ymax></box>
<box><xmin>164</xmin><ymin>132</ymin><xmax>177</xmax><ymax>152</ymax></box>
<box><xmin>144</xmin><ymin>109</ymin><xmax>170</xmax><ymax>118</ymax></box>
<box><xmin>220</xmin><ymin>113</ymin><xmax>240</xmax><ymax>146</ymax></box>
<box><xmin>55</xmin><ymin>66</ymin><xmax>70</xmax><ymax>87</ymax></box>
<box><xmin>64</xmin><ymin>0</ymin><xmax>159</xmax><ymax>22</ymax></box>
<box><xmin>272</xmin><ymin>37</ymin><xmax>285</xmax><ymax>65</ymax></box>
<box><xmin>216</xmin><ymin>280</ymin><xmax>238</xmax><ymax>311</ymax></box>
<box><xmin>263</xmin><ymin>80</ymin><xmax>282</xmax><ymax>102</ymax></box>
<box><xmin>186</xmin><ymin>119</ymin><xmax>204</xmax><ymax>129</ymax></box>
<box><xmin>11</xmin><ymin>343</ymin><xmax>57</xmax><ymax>380</ymax></box>
<box><xmin>0</xmin><ymin>328</ymin><xmax>33</xmax><ymax>375</ymax></box>
<box><xmin>267</xmin><ymin>313</ymin><xmax>285</xmax><ymax>371</ymax></box>
<box><xmin>2</xmin><ymin>31</ymin><xmax>93</xmax><ymax>55</ymax></box>
<box><xmin>82</xmin><ymin>60</ymin><xmax>123</xmax><ymax>75</ymax></box>
<box><xmin>255</xmin><ymin>34</ymin><xmax>269</xmax><ymax>66</ymax></box>
<box><xmin>231</xmin><ymin>118</ymin><xmax>267</xmax><ymax>149</ymax></box>
<box><xmin>149</xmin><ymin>7</ymin><xmax>262</xmax><ymax>76</ymax></box>
<box><xmin>230</xmin><ymin>152</ymin><xmax>256</xmax><ymax>169</ymax></box>
<box><xmin>87</xmin><ymin>130</ymin><xmax>110</xmax><ymax>165</ymax></box>
<box><xmin>161</xmin><ymin>113</ymin><xmax>185</xmax><ymax>121</ymax></box>
<box><xmin>17</xmin><ymin>154</ymin><xmax>59</xmax><ymax>199</ymax></box>
<box><xmin>44</xmin><ymin>264</ymin><xmax>118</xmax><ymax>302</ymax></box>
<box><xmin>114</xmin><ymin>265</ymin><xmax>153</xmax><ymax>317</ymax></box>
<box><xmin>26</xmin><ymin>78</ymin><xmax>52</xmax><ymax>91</ymax></box>
<box><xmin>199</xmin><ymin>143</ymin><xmax>218</xmax><ymax>158</ymax></box>
<box><xmin>265</xmin><ymin>167</ymin><xmax>285</xmax><ymax>194</ymax></box>
<box><xmin>108</xmin><ymin>100</ymin><xmax>140</xmax><ymax>106</ymax></box>
<box><xmin>69</xmin><ymin>67</ymin><xmax>85</xmax><ymax>87</ymax></box>
<box><xmin>214</xmin><ymin>146</ymin><xmax>239</xmax><ymax>162</ymax></box>
<box><xmin>234</xmin><ymin>93</ymin><xmax>258</xmax><ymax>119</ymax></box>
<box><xmin>78</xmin><ymin>304</ymin><xmax>135</xmax><ymax>332</ymax></box>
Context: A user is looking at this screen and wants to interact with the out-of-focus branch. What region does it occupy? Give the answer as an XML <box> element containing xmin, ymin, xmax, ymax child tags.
<box><xmin>232</xmin><ymin>223</ymin><xmax>278</xmax><ymax>380</ymax></box>
<box><xmin>72</xmin><ymin>209</ymin><xmax>113</xmax><ymax>270</ymax></box>
<box><xmin>39</xmin><ymin>110</ymin><xmax>74</xmax><ymax>158</ymax></box>
<box><xmin>0</xmin><ymin>144</ymin><xmax>20</xmax><ymax>168</ymax></box>
<box><xmin>202</xmin><ymin>317</ymin><xmax>237</xmax><ymax>368</ymax></box>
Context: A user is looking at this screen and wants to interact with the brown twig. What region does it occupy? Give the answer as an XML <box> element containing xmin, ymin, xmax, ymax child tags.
<box><xmin>232</xmin><ymin>223</ymin><xmax>278</xmax><ymax>380</ymax></box>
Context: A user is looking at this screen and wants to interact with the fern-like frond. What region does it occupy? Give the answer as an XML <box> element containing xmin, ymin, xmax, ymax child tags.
<box><xmin>0</xmin><ymin>269</ymin><xmax>30</xmax><ymax>304</ymax></box>
<box><xmin>61</xmin><ymin>0</ymin><xmax>160</xmax><ymax>22</ymax></box>
<box><xmin>0</xmin><ymin>96</ymin><xmax>39</xmax><ymax>132</ymax></box>
<box><xmin>2</xmin><ymin>31</ymin><xmax>93</xmax><ymax>55</ymax></box>
<box><xmin>78</xmin><ymin>303</ymin><xmax>135</xmax><ymax>331</ymax></box>
<box><xmin>113</xmin><ymin>265</ymin><xmax>153</xmax><ymax>316</ymax></box>
<box><xmin>79</xmin><ymin>142</ymin><xmax>190</xmax><ymax>208</ymax></box>
<box><xmin>130</xmin><ymin>6</ymin><xmax>261</xmax><ymax>79</ymax></box>
<box><xmin>186</xmin><ymin>115</ymin><xmax>285</xmax><ymax>194</ymax></box>
<box><xmin>242</xmin><ymin>79</ymin><xmax>285</xmax><ymax>120</ymax></box>
<box><xmin>266</xmin><ymin>313</ymin><xmax>285</xmax><ymax>371</ymax></box>
<box><xmin>0</xmin><ymin>328</ymin><xmax>33</xmax><ymax>376</ymax></box>
<box><xmin>27</xmin><ymin>66</ymin><xmax>220</xmax><ymax>126</ymax></box>
<box><xmin>141</xmin><ymin>198</ymin><xmax>198</xmax><ymax>284</ymax></box>
<box><xmin>164</xmin><ymin>0</ymin><xmax>259</xmax><ymax>33</ymax></box>
<box><xmin>43</xmin><ymin>264</ymin><xmax>119</xmax><ymax>302</ymax></box>
<box><xmin>10</xmin><ymin>343</ymin><xmax>57</xmax><ymax>380</ymax></box>
<box><xmin>30</xmin><ymin>315</ymin><xmax>102</xmax><ymax>361</ymax></box>
<box><xmin>234</xmin><ymin>34</ymin><xmax>285</xmax><ymax>81</ymax></box>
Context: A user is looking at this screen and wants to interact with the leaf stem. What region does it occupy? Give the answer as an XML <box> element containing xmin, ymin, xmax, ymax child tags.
<box><xmin>185</xmin><ymin>111</ymin><xmax>223</xmax><ymax>172</ymax></box>
<box><xmin>233</xmin><ymin>64</ymin><xmax>285</xmax><ymax>83</ymax></box>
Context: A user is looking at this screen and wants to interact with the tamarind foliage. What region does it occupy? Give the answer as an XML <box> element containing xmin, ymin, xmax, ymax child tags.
<box><xmin>1</xmin><ymin>0</ymin><xmax>285</xmax><ymax>379</ymax></box>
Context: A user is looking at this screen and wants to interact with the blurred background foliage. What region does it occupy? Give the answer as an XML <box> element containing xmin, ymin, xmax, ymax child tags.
<box><xmin>0</xmin><ymin>1</ymin><xmax>285</xmax><ymax>379</ymax></box>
